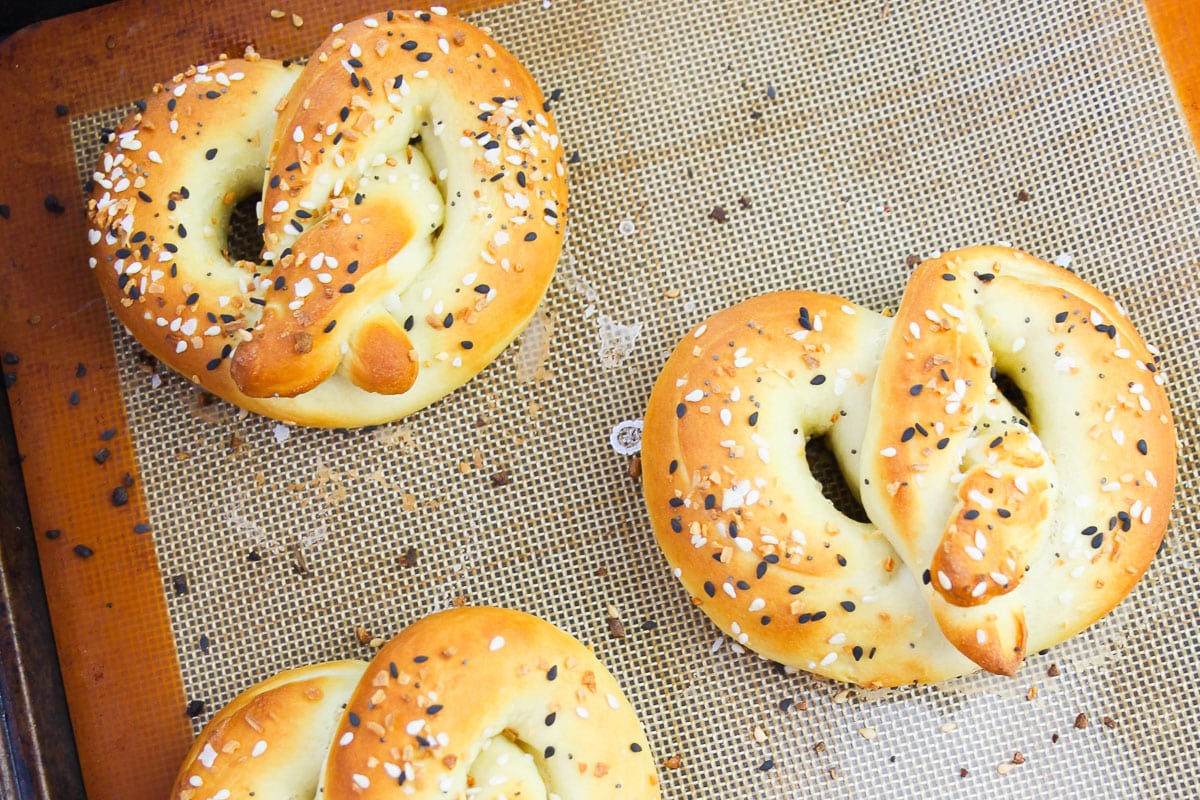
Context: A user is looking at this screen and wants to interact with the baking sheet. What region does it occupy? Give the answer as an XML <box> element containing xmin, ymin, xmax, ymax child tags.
<box><xmin>47</xmin><ymin>0</ymin><xmax>1200</xmax><ymax>796</ymax></box>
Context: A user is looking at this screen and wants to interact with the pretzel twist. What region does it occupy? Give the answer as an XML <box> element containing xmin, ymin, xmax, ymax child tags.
<box><xmin>87</xmin><ymin>9</ymin><xmax>566</xmax><ymax>427</ymax></box>
<box><xmin>170</xmin><ymin>607</ymin><xmax>660</xmax><ymax>799</ymax></box>
<box><xmin>643</xmin><ymin>246</ymin><xmax>1176</xmax><ymax>686</ymax></box>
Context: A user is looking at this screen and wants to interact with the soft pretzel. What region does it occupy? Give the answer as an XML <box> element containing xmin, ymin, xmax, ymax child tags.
<box><xmin>87</xmin><ymin>9</ymin><xmax>567</xmax><ymax>427</ymax></box>
<box><xmin>642</xmin><ymin>246</ymin><xmax>1176</xmax><ymax>686</ymax></box>
<box><xmin>170</xmin><ymin>607</ymin><xmax>660</xmax><ymax>799</ymax></box>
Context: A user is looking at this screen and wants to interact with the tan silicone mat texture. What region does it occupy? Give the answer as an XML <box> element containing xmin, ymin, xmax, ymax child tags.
<box><xmin>72</xmin><ymin>0</ymin><xmax>1200</xmax><ymax>796</ymax></box>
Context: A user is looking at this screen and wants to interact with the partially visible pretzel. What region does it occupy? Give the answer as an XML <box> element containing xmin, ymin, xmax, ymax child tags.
<box><xmin>642</xmin><ymin>246</ymin><xmax>1176</xmax><ymax>686</ymax></box>
<box><xmin>88</xmin><ymin>9</ymin><xmax>566</xmax><ymax>427</ymax></box>
<box><xmin>170</xmin><ymin>607</ymin><xmax>661</xmax><ymax>799</ymax></box>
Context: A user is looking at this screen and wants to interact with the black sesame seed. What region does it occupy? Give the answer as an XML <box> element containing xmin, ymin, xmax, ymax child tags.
<box><xmin>836</xmin><ymin>554</ymin><xmax>847</xmax><ymax>567</ymax></box>
<box><xmin>339</xmin><ymin>284</ymin><xmax>355</xmax><ymax>294</ymax></box>
<box><xmin>205</xmin><ymin>148</ymin><xmax>217</xmax><ymax>161</ymax></box>
<box><xmin>389</xmin><ymin>662</ymin><xmax>399</xmax><ymax>679</ymax></box>
<box><xmin>460</xmin><ymin>340</ymin><xmax>473</xmax><ymax>350</ymax></box>
<box><xmin>73</xmin><ymin>544</ymin><xmax>94</xmax><ymax>558</ymax></box>
<box><xmin>759</xmin><ymin>759</ymin><xmax>775</xmax><ymax>771</ymax></box>
<box><xmin>1055</xmin><ymin>311</ymin><xmax>1069</xmax><ymax>323</ymax></box>
<box><xmin>544</xmin><ymin>746</ymin><xmax>556</xmax><ymax>758</ymax></box>
<box><xmin>840</xmin><ymin>601</ymin><xmax>856</xmax><ymax>612</ymax></box>
<box><xmin>111</xmin><ymin>486</ymin><xmax>129</xmax><ymax>506</ymax></box>
<box><xmin>545</xmin><ymin>712</ymin><xmax>556</xmax><ymax>726</ymax></box>
<box><xmin>964</xmin><ymin>509</ymin><xmax>980</xmax><ymax>520</ymax></box>
<box><xmin>185</xmin><ymin>700</ymin><xmax>205</xmax><ymax>717</ymax></box>
<box><xmin>669</xmin><ymin>517</ymin><xmax>682</xmax><ymax>533</ymax></box>
<box><xmin>922</xmin><ymin>569</ymin><xmax>931</xmax><ymax>584</ymax></box>
<box><xmin>205</xmin><ymin>358</ymin><xmax>221</xmax><ymax>371</ymax></box>
<box><xmin>1137</xmin><ymin>439</ymin><xmax>1148</xmax><ymax>455</ymax></box>
<box><xmin>852</xmin><ymin>645</ymin><xmax>864</xmax><ymax>661</ymax></box>
<box><xmin>703</xmin><ymin>581</ymin><xmax>716</xmax><ymax>598</ymax></box>
<box><xmin>547</xmin><ymin>665</ymin><xmax>558</xmax><ymax>681</ymax></box>
<box><xmin>997</xmin><ymin>508</ymin><xmax>1012</xmax><ymax>518</ymax></box>
<box><xmin>788</xmin><ymin>585</ymin><xmax>804</xmax><ymax>595</ymax></box>
<box><xmin>44</xmin><ymin>195</ymin><xmax>65</xmax><ymax>214</ymax></box>
<box><xmin>426</xmin><ymin>704</ymin><xmax>443</xmax><ymax>715</ymax></box>
<box><xmin>942</xmin><ymin>273</ymin><xmax>956</xmax><ymax>281</ymax></box>
<box><xmin>1091</xmin><ymin>532</ymin><xmax>1104</xmax><ymax>549</ymax></box>
<box><xmin>0</xmin><ymin>205</ymin><xmax>9</xmax><ymax>219</ymax></box>
<box><xmin>756</xmin><ymin>561</ymin><xmax>767</xmax><ymax>580</ymax></box>
<box><xmin>442</xmin><ymin>312</ymin><xmax>453</xmax><ymax>327</ymax></box>
<box><xmin>401</xmin><ymin>40</ymin><xmax>418</xmax><ymax>50</ymax></box>
<box><xmin>44</xmin><ymin>529</ymin><xmax>61</xmax><ymax>540</ymax></box>
<box><xmin>937</xmin><ymin>438</ymin><xmax>950</xmax><ymax>449</ymax></box>
<box><xmin>631</xmin><ymin>743</ymin><xmax>643</xmax><ymax>753</ymax></box>
<box><xmin>416</xmin><ymin>51</ymin><xmax>432</xmax><ymax>62</ymax></box>
<box><xmin>134</xmin><ymin>523</ymin><xmax>151</xmax><ymax>534</ymax></box>
<box><xmin>900</xmin><ymin>427</ymin><xmax>915</xmax><ymax>443</ymax></box>
<box><xmin>748</xmin><ymin>411</ymin><xmax>759</xmax><ymax>426</ymax></box>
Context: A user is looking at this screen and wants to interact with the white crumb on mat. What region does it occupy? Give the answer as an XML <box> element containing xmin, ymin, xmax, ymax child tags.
<box><xmin>515</xmin><ymin>307</ymin><xmax>554</xmax><ymax>383</ymax></box>
<box><xmin>597</xmin><ymin>315</ymin><xmax>643</xmax><ymax>368</ymax></box>
<box><xmin>273</xmin><ymin>423</ymin><xmax>291</xmax><ymax>443</ymax></box>
<box><xmin>610</xmin><ymin>419</ymin><xmax>643</xmax><ymax>455</ymax></box>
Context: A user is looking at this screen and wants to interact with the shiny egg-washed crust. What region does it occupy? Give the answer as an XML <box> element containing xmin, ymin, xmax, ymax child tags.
<box><xmin>87</xmin><ymin>9</ymin><xmax>566</xmax><ymax>428</ymax></box>
<box><xmin>642</xmin><ymin>246</ymin><xmax>1176</xmax><ymax>687</ymax></box>
<box><xmin>170</xmin><ymin>607</ymin><xmax>660</xmax><ymax>799</ymax></box>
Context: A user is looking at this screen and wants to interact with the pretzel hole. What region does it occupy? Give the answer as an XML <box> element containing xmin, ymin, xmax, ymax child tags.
<box><xmin>993</xmin><ymin>371</ymin><xmax>1031</xmax><ymax>419</ymax></box>
<box><xmin>225</xmin><ymin>191</ymin><xmax>263</xmax><ymax>263</ymax></box>
<box><xmin>804</xmin><ymin>435</ymin><xmax>870</xmax><ymax>524</ymax></box>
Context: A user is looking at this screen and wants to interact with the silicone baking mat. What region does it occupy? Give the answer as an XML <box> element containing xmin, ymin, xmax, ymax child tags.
<box><xmin>7</xmin><ymin>0</ymin><xmax>1200</xmax><ymax>797</ymax></box>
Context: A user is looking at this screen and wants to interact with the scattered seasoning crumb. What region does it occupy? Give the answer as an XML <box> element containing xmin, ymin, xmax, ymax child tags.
<box><xmin>996</xmin><ymin>762</ymin><xmax>1015</xmax><ymax>776</ymax></box>
<box><xmin>738</xmin><ymin>195</ymin><xmax>752</xmax><ymax>210</ymax></box>
<box><xmin>55</xmin><ymin>104</ymin><xmax>69</xmax><ymax>117</ymax></box>
<box><xmin>617</xmin><ymin>219</ymin><xmax>635</xmax><ymax>236</ymax></box>
<box><xmin>26</xmin><ymin>315</ymin><xmax>39</xmax><ymax>324</ymax></box>
<box><xmin>606</xmin><ymin>615</ymin><xmax>626</xmax><ymax>639</ymax></box>
<box><xmin>1074</xmin><ymin>713</ymin><xmax>1089</xmax><ymax>729</ymax></box>
<box><xmin>1102</xmin><ymin>716</ymin><xmax>1118</xmax><ymax>729</ymax></box>
<box><xmin>1011</xmin><ymin>752</ymin><xmax>1025</xmax><ymax>764</ymax></box>
<box><xmin>290</xmin><ymin>544</ymin><xmax>312</xmax><ymax>577</ymax></box>
<box><xmin>709</xmin><ymin>205</ymin><xmax>728</xmax><ymax>223</ymax></box>
<box><xmin>753</xmin><ymin>726</ymin><xmax>767</xmax><ymax>744</ymax></box>
<box><xmin>1047</xmin><ymin>663</ymin><xmax>1060</xmax><ymax>677</ymax></box>
<box><xmin>1026</xmin><ymin>686</ymin><xmax>1037</xmax><ymax>701</ymax></box>
<box><xmin>43</xmin><ymin>194</ymin><xmax>65</xmax><ymax>214</ymax></box>
<box><xmin>490</xmin><ymin>470</ymin><xmax>511</xmax><ymax>487</ymax></box>
<box><xmin>450</xmin><ymin>594</ymin><xmax>468</xmax><ymax>607</ymax></box>
<box><xmin>75</xmin><ymin>363</ymin><xmax>87</xmax><ymax>378</ymax></box>
<box><xmin>940</xmin><ymin>722</ymin><xmax>958</xmax><ymax>733</ymax></box>
<box><xmin>185</xmin><ymin>699</ymin><xmax>205</xmax><ymax>717</ymax></box>
<box><xmin>627</xmin><ymin>455</ymin><xmax>642</xmax><ymax>480</ymax></box>
<box><xmin>355</xmin><ymin>626</ymin><xmax>372</xmax><ymax>645</ymax></box>
<box><xmin>905</xmin><ymin>253</ymin><xmax>921</xmax><ymax>269</ymax></box>
<box><xmin>111</xmin><ymin>486</ymin><xmax>129</xmax><ymax>506</ymax></box>
<box><xmin>960</xmin><ymin>768</ymin><xmax>969</xmax><ymax>778</ymax></box>
<box><xmin>398</xmin><ymin>545</ymin><xmax>419</xmax><ymax>568</ymax></box>
<box><xmin>662</xmin><ymin>755</ymin><xmax>682</xmax><ymax>770</ymax></box>
<box><xmin>1016</xmin><ymin>189</ymin><xmax>1031</xmax><ymax>202</ymax></box>
<box><xmin>812</xmin><ymin>741</ymin><xmax>826</xmax><ymax>753</ymax></box>
<box><xmin>858</xmin><ymin>727</ymin><xmax>878</xmax><ymax>740</ymax></box>
<box><xmin>73</xmin><ymin>544</ymin><xmax>94</xmax><ymax>558</ymax></box>
<box><xmin>1051</xmin><ymin>733</ymin><xmax>1060</xmax><ymax>743</ymax></box>
<box><xmin>247</xmin><ymin>549</ymin><xmax>261</xmax><ymax>562</ymax></box>
<box><xmin>640</xmin><ymin>618</ymin><xmax>657</xmax><ymax>631</ymax></box>
<box><xmin>44</xmin><ymin>529</ymin><xmax>61</xmax><ymax>540</ymax></box>
<box><xmin>171</xmin><ymin>574</ymin><xmax>188</xmax><ymax>595</ymax></box>
<box><xmin>198</xmin><ymin>634</ymin><xmax>209</xmax><ymax>653</ymax></box>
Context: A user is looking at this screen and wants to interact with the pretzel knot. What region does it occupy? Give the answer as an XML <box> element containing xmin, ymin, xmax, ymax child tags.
<box><xmin>87</xmin><ymin>10</ymin><xmax>566</xmax><ymax>427</ymax></box>
<box><xmin>170</xmin><ymin>607</ymin><xmax>661</xmax><ymax>799</ymax></box>
<box><xmin>643</xmin><ymin>246</ymin><xmax>1176</xmax><ymax>686</ymax></box>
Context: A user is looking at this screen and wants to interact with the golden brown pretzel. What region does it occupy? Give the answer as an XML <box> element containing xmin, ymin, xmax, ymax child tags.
<box><xmin>642</xmin><ymin>246</ymin><xmax>1176</xmax><ymax>686</ymax></box>
<box><xmin>170</xmin><ymin>607</ymin><xmax>660</xmax><ymax>799</ymax></box>
<box><xmin>87</xmin><ymin>10</ymin><xmax>566</xmax><ymax>427</ymax></box>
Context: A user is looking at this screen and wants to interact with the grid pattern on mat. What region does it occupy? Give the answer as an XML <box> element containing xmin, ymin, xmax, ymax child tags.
<box><xmin>72</xmin><ymin>0</ymin><xmax>1200</xmax><ymax>796</ymax></box>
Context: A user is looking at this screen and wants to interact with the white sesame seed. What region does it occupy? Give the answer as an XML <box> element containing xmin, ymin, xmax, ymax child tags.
<box><xmin>339</xmin><ymin>731</ymin><xmax>354</xmax><ymax>746</ymax></box>
<box><xmin>937</xmin><ymin>571</ymin><xmax>952</xmax><ymax>590</ymax></box>
<box><xmin>405</xmin><ymin>719</ymin><xmax>424</xmax><ymax>735</ymax></box>
<box><xmin>489</xmin><ymin>636</ymin><xmax>505</xmax><ymax>651</ymax></box>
